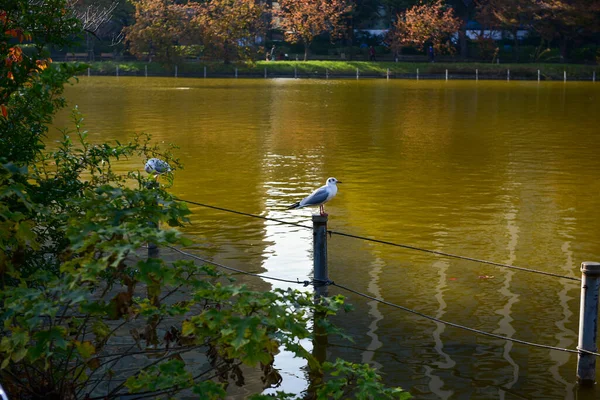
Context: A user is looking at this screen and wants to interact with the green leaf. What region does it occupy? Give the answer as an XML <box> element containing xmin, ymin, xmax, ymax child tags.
<box><xmin>192</xmin><ymin>381</ymin><xmax>227</xmax><ymax>399</ymax></box>
<box><xmin>75</xmin><ymin>341</ymin><xmax>95</xmax><ymax>359</ymax></box>
<box><xmin>92</xmin><ymin>320</ymin><xmax>111</xmax><ymax>342</ymax></box>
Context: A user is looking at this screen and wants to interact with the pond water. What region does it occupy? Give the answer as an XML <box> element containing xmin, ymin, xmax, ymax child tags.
<box><xmin>53</xmin><ymin>77</ymin><xmax>600</xmax><ymax>399</ymax></box>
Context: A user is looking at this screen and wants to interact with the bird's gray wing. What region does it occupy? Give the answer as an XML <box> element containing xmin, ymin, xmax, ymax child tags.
<box><xmin>154</xmin><ymin>159</ymin><xmax>171</xmax><ymax>173</ymax></box>
<box><xmin>300</xmin><ymin>187</ymin><xmax>329</xmax><ymax>206</ymax></box>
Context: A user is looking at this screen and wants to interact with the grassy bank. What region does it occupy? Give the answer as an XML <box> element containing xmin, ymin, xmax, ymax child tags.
<box><xmin>79</xmin><ymin>60</ymin><xmax>598</xmax><ymax>81</ymax></box>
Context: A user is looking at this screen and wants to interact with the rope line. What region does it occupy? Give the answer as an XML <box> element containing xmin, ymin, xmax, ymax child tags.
<box><xmin>167</xmin><ymin>246</ymin><xmax>312</xmax><ymax>287</ymax></box>
<box><xmin>331</xmin><ymin>282</ymin><xmax>600</xmax><ymax>357</ymax></box>
<box><xmin>327</xmin><ymin>230</ymin><xmax>579</xmax><ymax>281</ymax></box>
<box><xmin>165</xmin><ymin>245</ymin><xmax>600</xmax><ymax>358</ymax></box>
<box><xmin>176</xmin><ymin>198</ymin><xmax>578</xmax><ymax>282</ymax></box>
<box><xmin>177</xmin><ymin>198</ymin><xmax>313</xmax><ymax>230</ymax></box>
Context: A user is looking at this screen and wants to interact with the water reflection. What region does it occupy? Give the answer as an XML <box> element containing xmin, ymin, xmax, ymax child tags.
<box><xmin>53</xmin><ymin>77</ymin><xmax>600</xmax><ymax>399</ymax></box>
<box><xmin>361</xmin><ymin>255</ymin><xmax>384</xmax><ymax>370</ymax></box>
<box><xmin>424</xmin><ymin>228</ymin><xmax>455</xmax><ymax>400</ymax></box>
<box><xmin>495</xmin><ymin>195</ymin><xmax>520</xmax><ymax>399</ymax></box>
<box><xmin>548</xmin><ymin>214</ymin><xmax>578</xmax><ymax>399</ymax></box>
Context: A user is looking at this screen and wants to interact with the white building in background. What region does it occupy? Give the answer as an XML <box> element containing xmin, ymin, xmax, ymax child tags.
<box><xmin>460</xmin><ymin>30</ymin><xmax>530</xmax><ymax>41</ymax></box>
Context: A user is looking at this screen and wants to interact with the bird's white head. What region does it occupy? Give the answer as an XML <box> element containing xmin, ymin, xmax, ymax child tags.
<box><xmin>326</xmin><ymin>177</ymin><xmax>341</xmax><ymax>186</ymax></box>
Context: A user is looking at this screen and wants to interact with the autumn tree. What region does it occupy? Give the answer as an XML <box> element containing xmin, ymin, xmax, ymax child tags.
<box><xmin>274</xmin><ymin>0</ymin><xmax>354</xmax><ymax>61</ymax></box>
<box><xmin>476</xmin><ymin>0</ymin><xmax>533</xmax><ymax>61</ymax></box>
<box><xmin>192</xmin><ymin>0</ymin><xmax>266</xmax><ymax>63</ymax></box>
<box><xmin>528</xmin><ymin>0</ymin><xmax>600</xmax><ymax>62</ymax></box>
<box><xmin>388</xmin><ymin>0</ymin><xmax>461</xmax><ymax>56</ymax></box>
<box><xmin>124</xmin><ymin>0</ymin><xmax>199</xmax><ymax>64</ymax></box>
<box><xmin>1</xmin><ymin>1</ymin><xmax>80</xmax><ymax>161</ymax></box>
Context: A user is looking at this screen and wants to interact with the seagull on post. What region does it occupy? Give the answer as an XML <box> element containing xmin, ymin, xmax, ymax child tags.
<box><xmin>288</xmin><ymin>177</ymin><xmax>341</xmax><ymax>216</ymax></box>
<box><xmin>144</xmin><ymin>158</ymin><xmax>171</xmax><ymax>180</ymax></box>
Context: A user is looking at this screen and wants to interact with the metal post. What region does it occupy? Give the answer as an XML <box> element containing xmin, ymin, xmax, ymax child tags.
<box><xmin>175</xmin><ymin>65</ymin><xmax>178</xmax><ymax>78</ymax></box>
<box><xmin>445</xmin><ymin>69</ymin><xmax>448</xmax><ymax>81</ymax></box>
<box><xmin>145</xmin><ymin>64</ymin><xmax>148</xmax><ymax>77</ymax></box>
<box><xmin>507</xmin><ymin>69</ymin><xmax>510</xmax><ymax>81</ymax></box>
<box><xmin>294</xmin><ymin>66</ymin><xmax>297</xmax><ymax>79</ymax></box>
<box><xmin>416</xmin><ymin>68</ymin><xmax>419</xmax><ymax>80</ymax></box>
<box><xmin>326</xmin><ymin>68</ymin><xmax>329</xmax><ymax>79</ymax></box>
<box><xmin>204</xmin><ymin>66</ymin><xmax>206</xmax><ymax>78</ymax></box>
<box><xmin>264</xmin><ymin>67</ymin><xmax>267</xmax><ymax>79</ymax></box>
<box><xmin>312</xmin><ymin>214</ymin><xmax>328</xmax><ymax>298</ymax></box>
<box><xmin>538</xmin><ymin>69</ymin><xmax>540</xmax><ymax>82</ymax></box>
<box><xmin>564</xmin><ymin>71</ymin><xmax>567</xmax><ymax>82</ymax></box>
<box><xmin>593</xmin><ymin>71</ymin><xmax>596</xmax><ymax>82</ymax></box>
<box><xmin>116</xmin><ymin>65</ymin><xmax>119</xmax><ymax>77</ymax></box>
<box><xmin>235</xmin><ymin>68</ymin><xmax>238</xmax><ymax>78</ymax></box>
<box><xmin>577</xmin><ymin>262</ymin><xmax>600</xmax><ymax>386</ymax></box>
<box><xmin>87</xmin><ymin>67</ymin><xmax>90</xmax><ymax>77</ymax></box>
<box><xmin>356</xmin><ymin>68</ymin><xmax>359</xmax><ymax>80</ymax></box>
<box><xmin>387</xmin><ymin>68</ymin><xmax>389</xmax><ymax>80</ymax></box>
<box><xmin>476</xmin><ymin>69</ymin><xmax>478</xmax><ymax>81</ymax></box>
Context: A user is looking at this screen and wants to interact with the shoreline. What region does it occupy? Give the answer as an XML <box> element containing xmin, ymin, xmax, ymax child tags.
<box><xmin>69</xmin><ymin>60</ymin><xmax>599</xmax><ymax>82</ymax></box>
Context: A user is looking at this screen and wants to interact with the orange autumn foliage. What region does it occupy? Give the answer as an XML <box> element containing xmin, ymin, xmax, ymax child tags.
<box><xmin>388</xmin><ymin>0</ymin><xmax>461</xmax><ymax>56</ymax></box>
<box><xmin>1</xmin><ymin>12</ymin><xmax>51</xmax><ymax>118</ymax></box>
<box><xmin>274</xmin><ymin>0</ymin><xmax>353</xmax><ymax>61</ymax></box>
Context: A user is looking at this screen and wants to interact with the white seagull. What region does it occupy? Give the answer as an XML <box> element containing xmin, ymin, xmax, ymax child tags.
<box><xmin>144</xmin><ymin>158</ymin><xmax>171</xmax><ymax>180</ymax></box>
<box><xmin>288</xmin><ymin>177</ymin><xmax>341</xmax><ymax>216</ymax></box>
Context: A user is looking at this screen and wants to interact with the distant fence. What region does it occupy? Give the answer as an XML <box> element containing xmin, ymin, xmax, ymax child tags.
<box><xmin>77</xmin><ymin>63</ymin><xmax>597</xmax><ymax>82</ymax></box>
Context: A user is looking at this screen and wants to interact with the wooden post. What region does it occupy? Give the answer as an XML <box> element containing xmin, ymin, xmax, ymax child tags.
<box><xmin>312</xmin><ymin>214</ymin><xmax>328</xmax><ymax>298</ymax></box>
<box><xmin>148</xmin><ymin>229</ymin><xmax>159</xmax><ymax>258</ymax></box>
<box><xmin>147</xmin><ymin>181</ymin><xmax>160</xmax><ymax>259</ymax></box>
<box><xmin>307</xmin><ymin>216</ymin><xmax>329</xmax><ymax>397</ymax></box>
<box><xmin>577</xmin><ymin>262</ymin><xmax>600</xmax><ymax>386</ymax></box>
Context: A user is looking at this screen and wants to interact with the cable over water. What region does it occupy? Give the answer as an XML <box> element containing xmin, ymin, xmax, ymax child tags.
<box><xmin>166</xmin><ymin>245</ymin><xmax>599</xmax><ymax>358</ymax></box>
<box><xmin>176</xmin><ymin>198</ymin><xmax>578</xmax><ymax>282</ymax></box>
<box><xmin>331</xmin><ymin>282</ymin><xmax>599</xmax><ymax>357</ymax></box>
<box><xmin>167</xmin><ymin>245</ymin><xmax>311</xmax><ymax>287</ymax></box>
